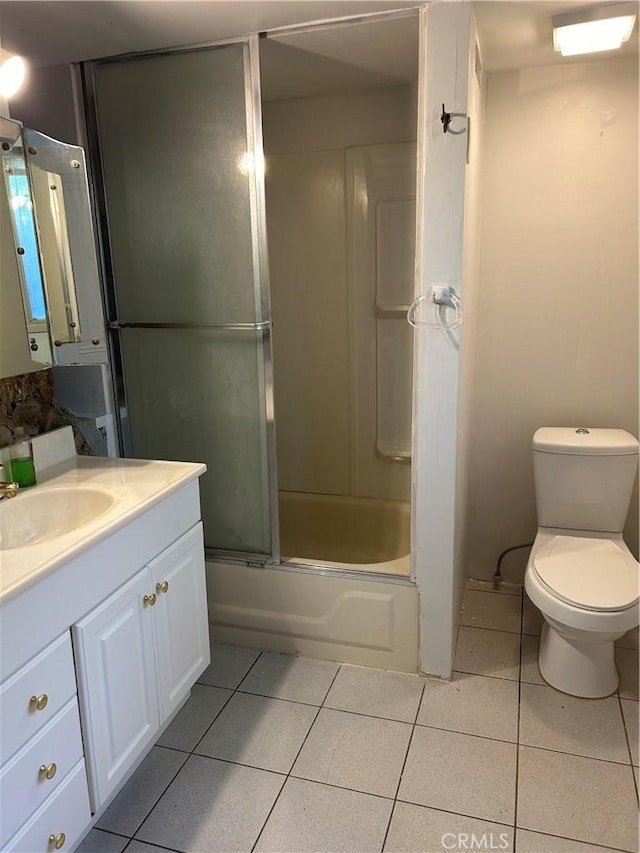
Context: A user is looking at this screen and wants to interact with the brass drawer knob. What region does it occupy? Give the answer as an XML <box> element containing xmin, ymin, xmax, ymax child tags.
<box><xmin>143</xmin><ymin>593</ymin><xmax>157</xmax><ymax>607</ymax></box>
<box><xmin>39</xmin><ymin>762</ymin><xmax>57</xmax><ymax>780</ymax></box>
<box><xmin>29</xmin><ymin>694</ymin><xmax>49</xmax><ymax>711</ymax></box>
<box><xmin>155</xmin><ymin>581</ymin><xmax>169</xmax><ymax>594</ymax></box>
<box><xmin>48</xmin><ymin>832</ymin><xmax>66</xmax><ymax>849</ymax></box>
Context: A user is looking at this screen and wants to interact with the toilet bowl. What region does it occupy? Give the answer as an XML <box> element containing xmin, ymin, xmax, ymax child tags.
<box><xmin>526</xmin><ymin>427</ymin><xmax>639</xmax><ymax>699</ymax></box>
<box><xmin>525</xmin><ymin>530</ymin><xmax>639</xmax><ymax>697</ymax></box>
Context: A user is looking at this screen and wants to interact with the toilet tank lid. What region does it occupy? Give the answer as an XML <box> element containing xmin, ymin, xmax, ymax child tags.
<box><xmin>533</xmin><ymin>428</ymin><xmax>639</xmax><ymax>456</ymax></box>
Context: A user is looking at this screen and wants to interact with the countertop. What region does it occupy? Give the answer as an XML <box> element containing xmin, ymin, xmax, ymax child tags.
<box><xmin>0</xmin><ymin>455</ymin><xmax>206</xmax><ymax>606</ymax></box>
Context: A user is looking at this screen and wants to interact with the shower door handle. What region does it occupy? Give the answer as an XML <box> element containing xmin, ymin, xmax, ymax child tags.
<box><xmin>108</xmin><ymin>320</ymin><xmax>272</xmax><ymax>332</ymax></box>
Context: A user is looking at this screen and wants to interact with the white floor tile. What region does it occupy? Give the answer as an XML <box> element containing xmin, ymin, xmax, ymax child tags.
<box><xmin>292</xmin><ymin>708</ymin><xmax>411</xmax><ymax>798</ymax></box>
<box><xmin>156</xmin><ymin>684</ymin><xmax>232</xmax><ymax>752</ymax></box>
<box><xmin>398</xmin><ymin>725</ymin><xmax>517</xmax><ymax>824</ymax></box>
<box><xmin>384</xmin><ymin>802</ymin><xmax>514</xmax><ymax>852</ymax></box>
<box><xmin>324</xmin><ymin>665</ymin><xmax>424</xmax><ymax>722</ymax></box>
<box><xmin>194</xmin><ymin>691</ymin><xmax>317</xmax><ymax>773</ymax></box>
<box><xmin>254</xmin><ymin>777</ymin><xmax>393</xmax><ymax>853</ymax></box>
<box><xmin>516</xmin><ymin>829</ymin><xmax>620</xmax><ymax>853</ymax></box>
<box><xmin>520</xmin><ymin>635</ymin><xmax>545</xmax><ymax>685</ymax></box>
<box><xmin>136</xmin><ymin>755</ymin><xmax>284</xmax><ymax>852</ymax></box>
<box><xmin>461</xmin><ymin>590</ymin><xmax>521</xmax><ymax>633</ymax></box>
<box><xmin>616</xmin><ymin>648</ymin><xmax>639</xmax><ymax>700</ymax></box>
<box><xmin>238</xmin><ymin>652</ymin><xmax>339</xmax><ymax>705</ymax></box>
<box><xmin>75</xmin><ymin>829</ymin><xmax>129</xmax><ymax>853</ymax></box>
<box><xmin>198</xmin><ymin>642</ymin><xmax>260</xmax><ymax>689</ymax></box>
<box><xmin>617</xmin><ymin>626</ymin><xmax>640</xmax><ymax>650</ymax></box>
<box><xmin>454</xmin><ymin>627</ymin><xmax>520</xmax><ymax>681</ymax></box>
<box><xmin>418</xmin><ymin>672</ymin><xmax>519</xmax><ymax>742</ymax></box>
<box><xmin>522</xmin><ymin>596</ymin><xmax>544</xmax><ymax>636</ymax></box>
<box><xmin>96</xmin><ymin>746</ymin><xmax>188</xmax><ymax>837</ymax></box>
<box><xmin>621</xmin><ymin>698</ymin><xmax>639</xmax><ymax>766</ymax></box>
<box><xmin>519</xmin><ymin>683</ymin><xmax>630</xmax><ymax>764</ymax></box>
<box><xmin>517</xmin><ymin>746</ymin><xmax>639</xmax><ymax>852</ymax></box>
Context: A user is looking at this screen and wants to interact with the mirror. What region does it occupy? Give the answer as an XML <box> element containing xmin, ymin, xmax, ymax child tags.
<box><xmin>1</xmin><ymin>118</ymin><xmax>96</xmax><ymax>376</ymax></box>
<box><xmin>0</xmin><ymin>115</ymin><xmax>52</xmax><ymax>368</ymax></box>
<box><xmin>23</xmin><ymin>127</ymin><xmax>84</xmax><ymax>347</ymax></box>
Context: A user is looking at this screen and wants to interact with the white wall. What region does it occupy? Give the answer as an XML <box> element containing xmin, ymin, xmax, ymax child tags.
<box><xmin>8</xmin><ymin>64</ymin><xmax>78</xmax><ymax>144</ymax></box>
<box><xmin>263</xmin><ymin>84</ymin><xmax>416</xmax><ymax>500</ymax></box>
<box><xmin>412</xmin><ymin>2</ymin><xmax>472</xmax><ymax>677</ymax></box>
<box><xmin>467</xmin><ymin>55</ymin><xmax>639</xmax><ymax>582</ymax></box>
<box><xmin>453</xmin><ymin>18</ymin><xmax>485</xmax><ymax>641</ymax></box>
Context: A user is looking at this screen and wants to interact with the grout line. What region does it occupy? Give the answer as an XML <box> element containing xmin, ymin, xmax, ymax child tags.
<box><xmin>122</xmin><ymin>837</ymin><xmax>183</xmax><ymax>853</ymax></box>
<box><xmin>110</xmin><ymin>653</ymin><xmax>267</xmax><ymax>844</ymax></box>
<box><xmin>518</xmin><ymin>742</ymin><xmax>637</xmax><ymax>769</ymax></box>
<box><xmin>395</xmin><ymin>796</ymin><xmax>516</xmax><ymax>830</ymax></box>
<box><xmin>459</xmin><ymin>623</ymin><xmax>522</xmax><ymax>635</ymax></box>
<box><xmin>250</xmin><ymin>663</ymin><xmax>343</xmax><ymax>852</ymax></box>
<box><xmin>380</xmin><ymin>674</ymin><xmax>426</xmax><ymax>851</ymax></box>
<box><xmin>617</xmin><ymin>694</ymin><xmax>639</xmax><ymax>800</ymax></box>
<box><xmin>236</xmin><ymin>687</ymin><xmax>332</xmax><ymax>707</ymax></box>
<box><xmin>512</xmin><ymin>591</ymin><xmax>525</xmax><ymax>850</ymax></box>
<box><xmin>513</xmin><ymin>827</ymin><xmax>630</xmax><ymax>853</ymax></box>
<box><xmin>454</xmin><ymin>667</ymin><xmax>519</xmax><ymax>684</ymax></box>
<box><xmin>119</xmin><ymin>748</ymin><xmax>191</xmax><ymax>842</ymax></box>
<box><xmin>413</xmin><ymin>721</ymin><xmax>518</xmax><ymax>747</ymax></box>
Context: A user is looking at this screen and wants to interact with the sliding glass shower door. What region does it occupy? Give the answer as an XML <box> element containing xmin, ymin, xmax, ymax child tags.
<box><xmin>88</xmin><ymin>39</ymin><xmax>278</xmax><ymax>559</ymax></box>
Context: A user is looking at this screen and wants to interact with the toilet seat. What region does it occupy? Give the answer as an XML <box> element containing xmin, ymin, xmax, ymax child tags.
<box><xmin>532</xmin><ymin>536</ymin><xmax>639</xmax><ymax>612</ymax></box>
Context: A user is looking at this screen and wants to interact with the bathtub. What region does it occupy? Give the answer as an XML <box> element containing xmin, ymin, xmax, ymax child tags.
<box><xmin>278</xmin><ymin>490</ymin><xmax>410</xmax><ymax>576</ymax></box>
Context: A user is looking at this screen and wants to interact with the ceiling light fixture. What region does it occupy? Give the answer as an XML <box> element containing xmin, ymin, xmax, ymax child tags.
<box><xmin>0</xmin><ymin>51</ymin><xmax>27</xmax><ymax>98</ymax></box>
<box><xmin>552</xmin><ymin>3</ymin><xmax>637</xmax><ymax>56</ymax></box>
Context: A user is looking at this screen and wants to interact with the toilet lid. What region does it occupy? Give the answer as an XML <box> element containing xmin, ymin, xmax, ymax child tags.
<box><xmin>533</xmin><ymin>536</ymin><xmax>639</xmax><ymax>611</ymax></box>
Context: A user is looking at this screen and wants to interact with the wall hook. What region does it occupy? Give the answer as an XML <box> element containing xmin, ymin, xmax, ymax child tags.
<box><xmin>440</xmin><ymin>103</ymin><xmax>468</xmax><ymax>135</ymax></box>
<box><xmin>441</xmin><ymin>104</ymin><xmax>451</xmax><ymax>133</ymax></box>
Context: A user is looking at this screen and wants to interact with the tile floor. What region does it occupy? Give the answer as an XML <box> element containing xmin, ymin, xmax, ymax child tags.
<box><xmin>77</xmin><ymin>583</ymin><xmax>639</xmax><ymax>853</ymax></box>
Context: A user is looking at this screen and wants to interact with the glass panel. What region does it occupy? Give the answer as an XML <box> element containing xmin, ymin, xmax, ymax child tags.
<box><xmin>0</xmin><ymin>114</ymin><xmax>53</xmax><ymax>370</ymax></box>
<box><xmin>95</xmin><ymin>45</ymin><xmax>260</xmax><ymax>324</ymax></box>
<box><xmin>94</xmin><ymin>42</ymin><xmax>274</xmax><ymax>556</ymax></box>
<box><xmin>120</xmin><ymin>328</ymin><xmax>270</xmax><ymax>553</ymax></box>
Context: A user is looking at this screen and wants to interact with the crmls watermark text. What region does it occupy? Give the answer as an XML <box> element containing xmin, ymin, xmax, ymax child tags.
<box><xmin>441</xmin><ymin>832</ymin><xmax>511</xmax><ymax>850</ymax></box>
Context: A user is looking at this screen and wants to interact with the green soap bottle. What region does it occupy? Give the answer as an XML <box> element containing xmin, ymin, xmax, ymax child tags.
<box><xmin>10</xmin><ymin>427</ymin><xmax>36</xmax><ymax>487</ymax></box>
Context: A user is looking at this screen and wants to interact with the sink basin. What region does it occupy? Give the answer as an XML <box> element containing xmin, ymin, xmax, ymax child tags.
<box><xmin>0</xmin><ymin>487</ymin><xmax>115</xmax><ymax>550</ymax></box>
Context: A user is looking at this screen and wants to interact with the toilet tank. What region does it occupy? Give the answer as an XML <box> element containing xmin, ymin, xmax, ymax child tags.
<box><xmin>533</xmin><ymin>427</ymin><xmax>639</xmax><ymax>533</ymax></box>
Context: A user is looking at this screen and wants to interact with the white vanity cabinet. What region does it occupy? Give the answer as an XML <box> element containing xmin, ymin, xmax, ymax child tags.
<box><xmin>0</xmin><ymin>462</ymin><xmax>209</xmax><ymax>853</ymax></box>
<box><xmin>73</xmin><ymin>523</ymin><xmax>209</xmax><ymax>811</ymax></box>
<box><xmin>0</xmin><ymin>634</ymin><xmax>91</xmax><ymax>852</ymax></box>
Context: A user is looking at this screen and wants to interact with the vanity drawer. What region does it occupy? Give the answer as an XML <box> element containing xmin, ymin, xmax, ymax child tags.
<box><xmin>3</xmin><ymin>760</ymin><xmax>91</xmax><ymax>853</ymax></box>
<box><xmin>0</xmin><ymin>699</ymin><xmax>84</xmax><ymax>846</ymax></box>
<box><xmin>0</xmin><ymin>633</ymin><xmax>77</xmax><ymax>764</ymax></box>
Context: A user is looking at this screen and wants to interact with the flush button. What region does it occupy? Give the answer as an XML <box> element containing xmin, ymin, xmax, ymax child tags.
<box><xmin>575</xmin><ymin>428</ymin><xmax>590</xmax><ymax>434</ymax></box>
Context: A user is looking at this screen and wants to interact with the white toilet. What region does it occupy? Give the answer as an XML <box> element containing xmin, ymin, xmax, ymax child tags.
<box><xmin>524</xmin><ymin>427</ymin><xmax>640</xmax><ymax>698</ymax></box>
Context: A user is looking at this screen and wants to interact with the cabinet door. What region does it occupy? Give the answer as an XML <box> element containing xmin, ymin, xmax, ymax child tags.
<box><xmin>149</xmin><ymin>523</ymin><xmax>210</xmax><ymax>720</ymax></box>
<box><xmin>72</xmin><ymin>569</ymin><xmax>160</xmax><ymax>811</ymax></box>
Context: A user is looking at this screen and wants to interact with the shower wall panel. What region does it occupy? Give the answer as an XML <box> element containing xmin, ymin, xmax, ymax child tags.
<box><xmin>264</xmin><ymin>85</ymin><xmax>416</xmax><ymax>501</ymax></box>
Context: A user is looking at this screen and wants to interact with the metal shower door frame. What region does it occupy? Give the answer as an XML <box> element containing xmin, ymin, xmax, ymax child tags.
<box><xmin>80</xmin><ymin>35</ymin><xmax>281</xmax><ymax>565</ymax></box>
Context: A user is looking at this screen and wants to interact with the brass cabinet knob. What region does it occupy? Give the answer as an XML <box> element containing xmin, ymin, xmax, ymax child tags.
<box><xmin>143</xmin><ymin>593</ymin><xmax>157</xmax><ymax>607</ymax></box>
<box><xmin>155</xmin><ymin>581</ymin><xmax>169</xmax><ymax>594</ymax></box>
<box><xmin>39</xmin><ymin>762</ymin><xmax>57</xmax><ymax>780</ymax></box>
<box><xmin>48</xmin><ymin>833</ymin><xmax>66</xmax><ymax>849</ymax></box>
<box><xmin>29</xmin><ymin>694</ymin><xmax>49</xmax><ymax>711</ymax></box>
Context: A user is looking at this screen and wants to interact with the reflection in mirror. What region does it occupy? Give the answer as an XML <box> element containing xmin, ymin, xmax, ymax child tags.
<box><xmin>0</xmin><ymin>115</ymin><xmax>53</xmax><ymax>368</ymax></box>
<box><xmin>24</xmin><ymin>128</ymin><xmax>84</xmax><ymax>347</ymax></box>
<box><xmin>29</xmin><ymin>161</ymin><xmax>82</xmax><ymax>344</ymax></box>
